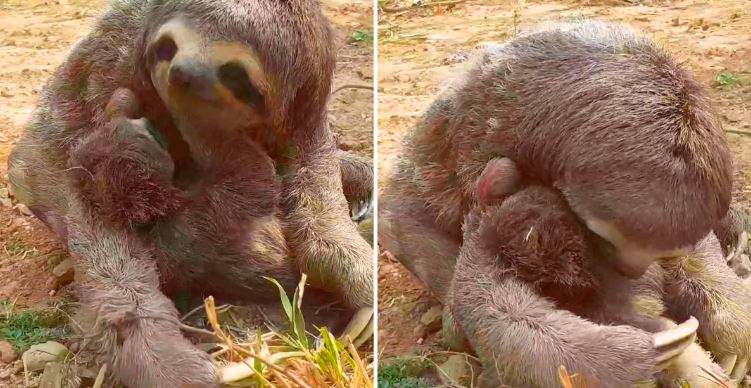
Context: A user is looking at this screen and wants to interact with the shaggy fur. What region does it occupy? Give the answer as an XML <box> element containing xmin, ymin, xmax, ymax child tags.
<box><xmin>379</xmin><ymin>20</ymin><xmax>747</xmax><ymax>387</ymax></box>
<box><xmin>454</xmin><ymin>186</ymin><xmax>741</xmax><ymax>387</ymax></box>
<box><xmin>8</xmin><ymin>1</ymin><xmax>373</xmax><ymax>386</ymax></box>
<box><xmin>388</xmin><ymin>20</ymin><xmax>732</xmax><ymax>250</ymax></box>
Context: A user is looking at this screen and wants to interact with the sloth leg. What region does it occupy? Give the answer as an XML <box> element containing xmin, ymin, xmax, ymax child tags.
<box><xmin>282</xmin><ymin>147</ymin><xmax>373</xmax><ymax>346</ymax></box>
<box><xmin>336</xmin><ymin>149</ymin><xmax>373</xmax><ymax>222</ymax></box>
<box><xmin>67</xmin><ymin>211</ymin><xmax>219</xmax><ymax>388</ymax></box>
<box><xmin>378</xmin><ymin>190</ymin><xmax>465</xmax><ymax>348</ymax></box>
<box><xmin>662</xmin><ymin>232</ymin><xmax>751</xmax><ymax>383</ymax></box>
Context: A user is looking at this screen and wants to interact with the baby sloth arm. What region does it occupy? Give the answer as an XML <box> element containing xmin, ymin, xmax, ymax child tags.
<box><xmin>662</xmin><ymin>232</ymin><xmax>751</xmax><ymax>381</ymax></box>
<box><xmin>67</xmin><ymin>88</ymin><xmax>183</xmax><ymax>227</ymax></box>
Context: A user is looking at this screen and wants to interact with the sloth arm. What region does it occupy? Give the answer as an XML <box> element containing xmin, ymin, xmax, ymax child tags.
<box><xmin>66</xmin><ymin>205</ymin><xmax>219</xmax><ymax>388</ymax></box>
<box><xmin>453</xmin><ymin>210</ymin><xmax>658</xmax><ymax>387</ymax></box>
<box><xmin>661</xmin><ymin>232</ymin><xmax>751</xmax><ymax>380</ymax></box>
<box><xmin>281</xmin><ymin>138</ymin><xmax>374</xmax><ymax>343</ymax></box>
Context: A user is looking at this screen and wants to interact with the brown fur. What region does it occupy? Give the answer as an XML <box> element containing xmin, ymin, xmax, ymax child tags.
<box><xmin>8</xmin><ymin>1</ymin><xmax>372</xmax><ymax>386</ymax></box>
<box><xmin>379</xmin><ymin>20</ymin><xmax>744</xmax><ymax>387</ymax></box>
<box><xmin>452</xmin><ymin>186</ymin><xmax>734</xmax><ymax>386</ymax></box>
<box><xmin>390</xmin><ymin>20</ymin><xmax>732</xmax><ymax>250</ymax></box>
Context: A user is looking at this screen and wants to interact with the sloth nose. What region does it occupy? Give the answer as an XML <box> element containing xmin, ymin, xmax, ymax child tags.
<box><xmin>170</xmin><ymin>64</ymin><xmax>199</xmax><ymax>87</ymax></box>
<box><xmin>168</xmin><ymin>62</ymin><xmax>213</xmax><ymax>94</ymax></box>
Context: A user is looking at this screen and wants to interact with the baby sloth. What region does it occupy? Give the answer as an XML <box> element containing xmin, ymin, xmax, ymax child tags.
<box><xmin>454</xmin><ymin>184</ymin><xmax>750</xmax><ymax>387</ymax></box>
<box><xmin>8</xmin><ymin>0</ymin><xmax>372</xmax><ymax>386</ymax></box>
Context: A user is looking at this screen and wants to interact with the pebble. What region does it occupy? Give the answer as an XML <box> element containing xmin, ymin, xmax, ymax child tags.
<box><xmin>419</xmin><ymin>305</ymin><xmax>443</xmax><ymax>333</ymax></box>
<box><xmin>730</xmin><ymin>254</ymin><xmax>751</xmax><ymax>278</ymax></box>
<box><xmin>436</xmin><ymin>354</ymin><xmax>469</xmax><ymax>385</ymax></box>
<box><xmin>0</xmin><ymin>341</ymin><xmax>18</xmax><ymax>364</ymax></box>
<box><xmin>16</xmin><ymin>204</ymin><xmax>32</xmax><ymax>217</ymax></box>
<box><xmin>21</xmin><ymin>342</ymin><xmax>68</xmax><ymax>372</ymax></box>
<box><xmin>39</xmin><ymin>362</ymin><xmax>64</xmax><ymax>388</ymax></box>
<box><xmin>0</xmin><ymin>198</ymin><xmax>11</xmax><ymax>208</ymax></box>
<box><xmin>51</xmin><ymin>259</ymin><xmax>74</xmax><ymax>288</ymax></box>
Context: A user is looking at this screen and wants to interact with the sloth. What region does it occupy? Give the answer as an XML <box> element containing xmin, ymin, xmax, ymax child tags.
<box><xmin>8</xmin><ymin>0</ymin><xmax>373</xmax><ymax>386</ymax></box>
<box><xmin>381</xmin><ymin>20</ymin><xmax>732</xmax><ymax>278</ymax></box>
<box><xmin>378</xmin><ymin>19</ymin><xmax>749</xmax><ymax>387</ymax></box>
<box><xmin>453</xmin><ymin>184</ymin><xmax>749</xmax><ymax>387</ymax></box>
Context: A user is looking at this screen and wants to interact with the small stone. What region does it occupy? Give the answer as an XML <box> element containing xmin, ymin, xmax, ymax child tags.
<box><xmin>21</xmin><ymin>341</ymin><xmax>68</xmax><ymax>372</ymax></box>
<box><xmin>419</xmin><ymin>305</ymin><xmax>443</xmax><ymax>333</ymax></box>
<box><xmin>12</xmin><ymin>360</ymin><xmax>23</xmax><ymax>374</ymax></box>
<box><xmin>1</xmin><ymin>198</ymin><xmax>12</xmax><ymax>208</ymax></box>
<box><xmin>0</xmin><ymin>188</ymin><xmax>9</xmax><ymax>199</ymax></box>
<box><xmin>435</xmin><ymin>354</ymin><xmax>469</xmax><ymax>385</ymax></box>
<box><xmin>0</xmin><ymin>341</ymin><xmax>18</xmax><ymax>363</ymax></box>
<box><xmin>39</xmin><ymin>362</ymin><xmax>64</xmax><ymax>388</ymax></box>
<box><xmin>730</xmin><ymin>254</ymin><xmax>751</xmax><ymax>278</ymax></box>
<box><xmin>0</xmin><ymin>368</ymin><xmax>10</xmax><ymax>379</ymax></box>
<box><xmin>0</xmin><ymin>91</ymin><xmax>13</xmax><ymax>98</ymax></box>
<box><xmin>412</xmin><ymin>324</ymin><xmax>427</xmax><ymax>339</ymax></box>
<box><xmin>16</xmin><ymin>204</ymin><xmax>32</xmax><ymax>217</ymax></box>
<box><xmin>51</xmin><ymin>259</ymin><xmax>74</xmax><ymax>288</ymax></box>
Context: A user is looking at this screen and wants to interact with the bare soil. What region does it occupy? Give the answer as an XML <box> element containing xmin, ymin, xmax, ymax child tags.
<box><xmin>0</xmin><ymin>0</ymin><xmax>373</xmax><ymax>385</ymax></box>
<box><xmin>377</xmin><ymin>0</ymin><xmax>751</xmax><ymax>370</ymax></box>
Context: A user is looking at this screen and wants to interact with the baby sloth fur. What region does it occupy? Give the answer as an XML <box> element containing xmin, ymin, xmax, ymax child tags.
<box><xmin>8</xmin><ymin>0</ymin><xmax>373</xmax><ymax>386</ymax></box>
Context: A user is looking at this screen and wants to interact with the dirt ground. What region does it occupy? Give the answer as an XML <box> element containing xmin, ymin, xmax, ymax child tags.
<box><xmin>0</xmin><ymin>0</ymin><xmax>372</xmax><ymax>385</ymax></box>
<box><xmin>377</xmin><ymin>0</ymin><xmax>751</xmax><ymax>375</ymax></box>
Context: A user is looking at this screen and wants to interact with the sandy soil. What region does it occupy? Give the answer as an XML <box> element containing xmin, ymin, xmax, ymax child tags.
<box><xmin>377</xmin><ymin>0</ymin><xmax>751</xmax><ymax>369</ymax></box>
<box><xmin>0</xmin><ymin>0</ymin><xmax>373</xmax><ymax>385</ymax></box>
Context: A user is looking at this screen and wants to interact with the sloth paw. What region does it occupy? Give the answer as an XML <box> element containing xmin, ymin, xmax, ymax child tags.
<box><xmin>350</xmin><ymin>197</ymin><xmax>373</xmax><ymax>222</ymax></box>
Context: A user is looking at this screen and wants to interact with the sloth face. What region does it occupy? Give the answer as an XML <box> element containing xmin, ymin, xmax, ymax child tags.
<box><xmin>147</xmin><ymin>17</ymin><xmax>271</xmax><ymax>138</ymax></box>
<box><xmin>585</xmin><ymin>217</ymin><xmax>689</xmax><ymax>278</ymax></box>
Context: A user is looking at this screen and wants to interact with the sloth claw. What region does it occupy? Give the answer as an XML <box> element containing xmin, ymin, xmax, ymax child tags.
<box><xmin>654</xmin><ymin>316</ymin><xmax>698</xmax><ymax>370</ymax></box>
<box><xmin>350</xmin><ymin>198</ymin><xmax>373</xmax><ymax>222</ymax></box>
<box><xmin>340</xmin><ymin>307</ymin><xmax>373</xmax><ymax>348</ymax></box>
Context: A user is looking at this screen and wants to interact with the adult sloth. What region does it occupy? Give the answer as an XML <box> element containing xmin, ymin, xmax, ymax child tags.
<box><xmin>8</xmin><ymin>0</ymin><xmax>373</xmax><ymax>386</ymax></box>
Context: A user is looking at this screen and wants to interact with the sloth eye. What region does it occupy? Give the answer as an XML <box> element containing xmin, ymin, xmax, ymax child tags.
<box><xmin>217</xmin><ymin>62</ymin><xmax>265</xmax><ymax>110</ymax></box>
<box><xmin>153</xmin><ymin>36</ymin><xmax>177</xmax><ymax>62</ymax></box>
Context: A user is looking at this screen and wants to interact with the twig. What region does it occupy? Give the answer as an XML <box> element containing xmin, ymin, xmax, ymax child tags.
<box><xmin>180</xmin><ymin>323</ymin><xmax>221</xmax><ymax>341</ymax></box>
<box><xmin>726</xmin><ymin>129</ymin><xmax>751</xmax><ymax>136</ymax></box>
<box><xmin>180</xmin><ymin>304</ymin><xmax>207</xmax><ymax>321</ymax></box>
<box><xmin>347</xmin><ymin>338</ymin><xmax>374</xmax><ymax>388</ymax></box>
<box><xmin>381</xmin><ymin>0</ymin><xmax>467</xmax><ymax>12</ymax></box>
<box><xmin>332</xmin><ymin>84</ymin><xmax>374</xmax><ymax>95</ymax></box>
<box><xmin>93</xmin><ymin>364</ymin><xmax>107</xmax><ymax>388</ymax></box>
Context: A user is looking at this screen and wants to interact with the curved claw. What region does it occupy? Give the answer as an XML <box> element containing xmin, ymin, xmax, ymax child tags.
<box><xmin>654</xmin><ymin>316</ymin><xmax>698</xmax><ymax>370</ymax></box>
<box><xmin>340</xmin><ymin>307</ymin><xmax>373</xmax><ymax>348</ymax></box>
<box><xmin>351</xmin><ymin>198</ymin><xmax>373</xmax><ymax>222</ymax></box>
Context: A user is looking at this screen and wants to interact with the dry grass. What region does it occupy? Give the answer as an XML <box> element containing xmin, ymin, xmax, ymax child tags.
<box><xmin>189</xmin><ymin>275</ymin><xmax>373</xmax><ymax>388</ymax></box>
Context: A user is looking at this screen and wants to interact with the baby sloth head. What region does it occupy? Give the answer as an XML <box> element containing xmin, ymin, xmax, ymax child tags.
<box><xmin>478</xmin><ymin>186</ymin><xmax>599</xmax><ymax>297</ymax></box>
<box><xmin>138</xmin><ymin>0</ymin><xmax>336</xmax><ymax>145</ymax></box>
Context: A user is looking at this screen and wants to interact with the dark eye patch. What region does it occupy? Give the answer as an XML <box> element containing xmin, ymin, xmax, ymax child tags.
<box><xmin>217</xmin><ymin>62</ymin><xmax>265</xmax><ymax>111</ymax></box>
<box><xmin>153</xmin><ymin>36</ymin><xmax>178</xmax><ymax>62</ymax></box>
